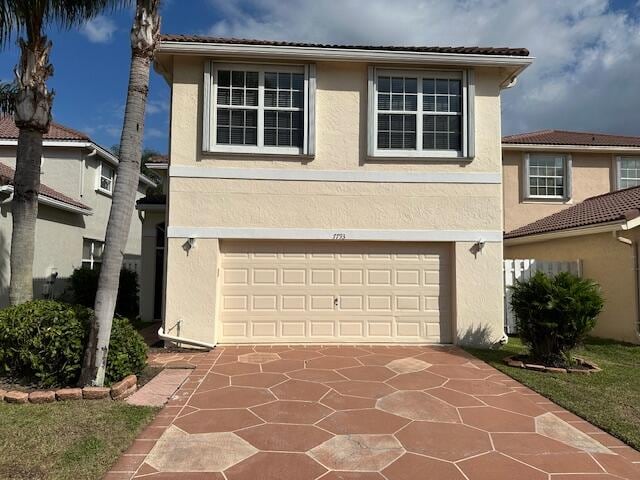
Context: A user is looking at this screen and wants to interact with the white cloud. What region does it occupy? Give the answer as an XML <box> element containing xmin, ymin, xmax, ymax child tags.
<box><xmin>144</xmin><ymin>127</ymin><xmax>166</xmax><ymax>139</ymax></box>
<box><xmin>207</xmin><ymin>0</ymin><xmax>640</xmax><ymax>135</ymax></box>
<box><xmin>146</xmin><ymin>99</ymin><xmax>169</xmax><ymax>115</ymax></box>
<box><xmin>82</xmin><ymin>15</ymin><xmax>117</xmax><ymax>44</ymax></box>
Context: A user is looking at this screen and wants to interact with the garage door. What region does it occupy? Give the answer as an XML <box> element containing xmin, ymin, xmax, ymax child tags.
<box><xmin>218</xmin><ymin>240</ymin><xmax>452</xmax><ymax>343</ymax></box>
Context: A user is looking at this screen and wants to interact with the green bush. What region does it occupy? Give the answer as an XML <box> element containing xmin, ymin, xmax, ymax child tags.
<box><xmin>0</xmin><ymin>300</ymin><xmax>147</xmax><ymax>387</ymax></box>
<box><xmin>69</xmin><ymin>267</ymin><xmax>139</xmax><ymax>318</ymax></box>
<box><xmin>510</xmin><ymin>271</ymin><xmax>604</xmax><ymax>366</ymax></box>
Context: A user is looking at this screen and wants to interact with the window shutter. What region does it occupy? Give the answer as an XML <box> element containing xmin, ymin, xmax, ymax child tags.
<box><xmin>202</xmin><ymin>60</ymin><xmax>212</xmax><ymax>152</ymax></box>
<box><xmin>564</xmin><ymin>154</ymin><xmax>573</xmax><ymax>201</ymax></box>
<box><xmin>367</xmin><ymin>66</ymin><xmax>375</xmax><ymax>157</ymax></box>
<box><xmin>305</xmin><ymin>64</ymin><xmax>316</xmax><ymax>156</ymax></box>
<box><xmin>466</xmin><ymin>69</ymin><xmax>475</xmax><ymax>158</ymax></box>
<box><xmin>523</xmin><ymin>153</ymin><xmax>531</xmax><ymax>200</ymax></box>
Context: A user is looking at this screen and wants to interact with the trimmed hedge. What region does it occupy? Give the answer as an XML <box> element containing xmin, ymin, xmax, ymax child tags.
<box><xmin>0</xmin><ymin>300</ymin><xmax>147</xmax><ymax>387</ymax></box>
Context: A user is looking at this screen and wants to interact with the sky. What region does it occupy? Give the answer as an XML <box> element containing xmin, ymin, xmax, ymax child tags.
<box><xmin>1</xmin><ymin>0</ymin><xmax>639</xmax><ymax>154</ymax></box>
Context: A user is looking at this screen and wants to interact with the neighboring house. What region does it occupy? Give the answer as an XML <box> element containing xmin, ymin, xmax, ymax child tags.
<box><xmin>502</xmin><ymin>130</ymin><xmax>640</xmax><ymax>233</ymax></box>
<box><xmin>0</xmin><ymin>118</ymin><xmax>156</xmax><ymax>306</ymax></box>
<box><xmin>142</xmin><ymin>35</ymin><xmax>533</xmax><ymax>346</ymax></box>
<box><xmin>504</xmin><ymin>187</ymin><xmax>640</xmax><ymax>344</ymax></box>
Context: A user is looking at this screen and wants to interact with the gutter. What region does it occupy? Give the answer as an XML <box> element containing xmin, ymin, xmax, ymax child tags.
<box><xmin>0</xmin><ymin>185</ymin><xmax>92</xmax><ymax>216</ymax></box>
<box><xmin>157</xmin><ymin>326</ymin><xmax>216</xmax><ymax>349</ymax></box>
<box><xmin>504</xmin><ymin>220</ymin><xmax>625</xmax><ymax>246</ymax></box>
<box><xmin>501</xmin><ymin>143</ymin><xmax>640</xmax><ymax>154</ymax></box>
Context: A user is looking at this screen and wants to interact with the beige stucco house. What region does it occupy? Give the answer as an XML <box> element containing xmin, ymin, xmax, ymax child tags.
<box><xmin>502</xmin><ymin>130</ymin><xmax>640</xmax><ymax>233</ymax></box>
<box><xmin>0</xmin><ymin>118</ymin><xmax>155</xmax><ymax>306</ymax></box>
<box><xmin>143</xmin><ymin>35</ymin><xmax>533</xmax><ymax>347</ymax></box>
<box><xmin>505</xmin><ymin>187</ymin><xmax>640</xmax><ymax>344</ymax></box>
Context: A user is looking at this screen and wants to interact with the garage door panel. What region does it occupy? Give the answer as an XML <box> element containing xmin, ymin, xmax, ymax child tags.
<box><xmin>219</xmin><ymin>241</ymin><xmax>451</xmax><ymax>343</ymax></box>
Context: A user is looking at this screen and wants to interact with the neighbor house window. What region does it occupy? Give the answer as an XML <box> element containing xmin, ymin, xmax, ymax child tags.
<box><xmin>617</xmin><ymin>157</ymin><xmax>640</xmax><ymax>189</ymax></box>
<box><xmin>525</xmin><ymin>153</ymin><xmax>570</xmax><ymax>199</ymax></box>
<box><xmin>369</xmin><ymin>68</ymin><xmax>473</xmax><ymax>158</ymax></box>
<box><xmin>82</xmin><ymin>239</ymin><xmax>104</xmax><ymax>270</ymax></box>
<box><xmin>99</xmin><ymin>162</ymin><xmax>115</xmax><ymax>194</ymax></box>
<box><xmin>203</xmin><ymin>63</ymin><xmax>316</xmax><ymax>155</ymax></box>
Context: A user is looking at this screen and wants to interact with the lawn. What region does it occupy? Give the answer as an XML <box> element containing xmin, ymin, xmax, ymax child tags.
<box><xmin>0</xmin><ymin>400</ymin><xmax>157</xmax><ymax>480</ymax></box>
<box><xmin>466</xmin><ymin>336</ymin><xmax>640</xmax><ymax>451</ymax></box>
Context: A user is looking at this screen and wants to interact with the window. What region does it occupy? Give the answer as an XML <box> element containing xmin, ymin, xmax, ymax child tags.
<box><xmin>99</xmin><ymin>162</ymin><xmax>115</xmax><ymax>194</ymax></box>
<box><xmin>82</xmin><ymin>239</ymin><xmax>104</xmax><ymax>270</ymax></box>
<box><xmin>525</xmin><ymin>154</ymin><xmax>570</xmax><ymax>199</ymax></box>
<box><xmin>617</xmin><ymin>157</ymin><xmax>640</xmax><ymax>189</ymax></box>
<box><xmin>204</xmin><ymin>63</ymin><xmax>316</xmax><ymax>155</ymax></box>
<box><xmin>370</xmin><ymin>68</ymin><xmax>472</xmax><ymax>158</ymax></box>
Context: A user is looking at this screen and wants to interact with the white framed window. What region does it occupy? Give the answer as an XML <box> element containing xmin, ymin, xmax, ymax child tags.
<box><xmin>203</xmin><ymin>62</ymin><xmax>316</xmax><ymax>155</ymax></box>
<box><xmin>82</xmin><ymin>238</ymin><xmax>104</xmax><ymax>270</ymax></box>
<box><xmin>524</xmin><ymin>153</ymin><xmax>571</xmax><ymax>200</ymax></box>
<box><xmin>368</xmin><ymin>68</ymin><xmax>474</xmax><ymax>158</ymax></box>
<box><xmin>616</xmin><ymin>156</ymin><xmax>640</xmax><ymax>189</ymax></box>
<box><xmin>98</xmin><ymin>162</ymin><xmax>115</xmax><ymax>194</ymax></box>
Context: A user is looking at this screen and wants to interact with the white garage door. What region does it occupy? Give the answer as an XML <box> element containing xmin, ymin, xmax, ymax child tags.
<box><xmin>218</xmin><ymin>240</ymin><xmax>452</xmax><ymax>343</ymax></box>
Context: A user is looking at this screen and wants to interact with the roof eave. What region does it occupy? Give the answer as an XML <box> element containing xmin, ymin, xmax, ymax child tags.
<box><xmin>502</xmin><ymin>143</ymin><xmax>640</xmax><ymax>153</ymax></box>
<box><xmin>504</xmin><ymin>220</ymin><xmax>628</xmax><ymax>246</ymax></box>
<box><xmin>135</xmin><ymin>203</ymin><xmax>166</xmax><ymax>211</ymax></box>
<box><xmin>0</xmin><ymin>185</ymin><xmax>92</xmax><ymax>215</ymax></box>
<box><xmin>157</xmin><ymin>41</ymin><xmax>534</xmax><ymax>68</ymax></box>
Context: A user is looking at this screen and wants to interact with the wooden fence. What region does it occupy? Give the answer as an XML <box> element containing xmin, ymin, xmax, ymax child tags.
<box><xmin>504</xmin><ymin>259</ymin><xmax>582</xmax><ymax>334</ymax></box>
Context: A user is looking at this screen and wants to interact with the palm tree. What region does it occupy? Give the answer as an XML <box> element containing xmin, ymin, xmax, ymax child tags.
<box><xmin>0</xmin><ymin>0</ymin><xmax>126</xmax><ymax>305</ymax></box>
<box><xmin>80</xmin><ymin>0</ymin><xmax>160</xmax><ymax>387</ymax></box>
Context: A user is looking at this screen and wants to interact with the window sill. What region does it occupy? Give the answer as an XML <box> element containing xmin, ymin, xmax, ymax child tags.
<box><xmin>96</xmin><ymin>187</ymin><xmax>113</xmax><ymax>198</ymax></box>
<box><xmin>522</xmin><ymin>198</ymin><xmax>572</xmax><ymax>205</ymax></box>
<box><xmin>367</xmin><ymin>154</ymin><xmax>473</xmax><ymax>162</ymax></box>
<box><xmin>203</xmin><ymin>148</ymin><xmax>314</xmax><ymax>160</ymax></box>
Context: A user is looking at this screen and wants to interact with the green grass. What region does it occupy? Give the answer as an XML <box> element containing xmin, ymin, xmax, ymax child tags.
<box><xmin>465</xmin><ymin>337</ymin><xmax>640</xmax><ymax>450</ymax></box>
<box><xmin>0</xmin><ymin>400</ymin><xmax>157</xmax><ymax>480</ymax></box>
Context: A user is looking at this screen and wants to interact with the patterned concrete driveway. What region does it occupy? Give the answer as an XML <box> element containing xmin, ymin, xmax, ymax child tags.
<box><xmin>106</xmin><ymin>345</ymin><xmax>640</xmax><ymax>480</ymax></box>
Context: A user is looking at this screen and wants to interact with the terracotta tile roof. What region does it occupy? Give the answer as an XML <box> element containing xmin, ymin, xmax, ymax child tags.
<box><xmin>502</xmin><ymin>130</ymin><xmax>640</xmax><ymax>147</ymax></box>
<box><xmin>147</xmin><ymin>154</ymin><xmax>168</xmax><ymax>164</ymax></box>
<box><xmin>0</xmin><ymin>162</ymin><xmax>90</xmax><ymax>211</ymax></box>
<box><xmin>136</xmin><ymin>193</ymin><xmax>166</xmax><ymax>205</ymax></box>
<box><xmin>0</xmin><ymin>117</ymin><xmax>90</xmax><ymax>141</ymax></box>
<box><xmin>505</xmin><ymin>186</ymin><xmax>640</xmax><ymax>240</ymax></box>
<box><xmin>159</xmin><ymin>34</ymin><xmax>530</xmax><ymax>57</ymax></box>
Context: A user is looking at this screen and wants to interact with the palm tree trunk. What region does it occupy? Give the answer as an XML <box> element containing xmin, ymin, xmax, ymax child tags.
<box><xmin>9</xmin><ymin>36</ymin><xmax>53</xmax><ymax>305</ymax></box>
<box><xmin>80</xmin><ymin>0</ymin><xmax>160</xmax><ymax>387</ymax></box>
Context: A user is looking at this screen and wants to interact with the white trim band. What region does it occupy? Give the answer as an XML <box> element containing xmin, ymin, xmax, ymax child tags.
<box><xmin>167</xmin><ymin>226</ymin><xmax>503</xmax><ymax>243</ymax></box>
<box><xmin>169</xmin><ymin>165</ymin><xmax>501</xmax><ymax>184</ymax></box>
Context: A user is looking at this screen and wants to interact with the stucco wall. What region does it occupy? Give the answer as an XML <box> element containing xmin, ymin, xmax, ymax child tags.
<box><xmin>503</xmin><ymin>150</ymin><xmax>614</xmax><ymax>233</ymax></box>
<box><xmin>505</xmin><ymin>233</ymin><xmax>639</xmax><ymax>344</ymax></box>
<box><xmin>162</xmin><ymin>55</ymin><xmax>507</xmax><ymax>346</ymax></box>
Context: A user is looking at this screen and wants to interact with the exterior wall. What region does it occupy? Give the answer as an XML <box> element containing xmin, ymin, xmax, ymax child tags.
<box><xmin>162</xmin><ymin>55</ymin><xmax>507</xmax><ymax>346</ymax></box>
<box><xmin>503</xmin><ymin>150</ymin><xmax>614</xmax><ymax>232</ymax></box>
<box><xmin>505</xmin><ymin>233</ymin><xmax>639</xmax><ymax>345</ymax></box>
<box><xmin>0</xmin><ymin>203</ymin><xmax>84</xmax><ymax>307</ymax></box>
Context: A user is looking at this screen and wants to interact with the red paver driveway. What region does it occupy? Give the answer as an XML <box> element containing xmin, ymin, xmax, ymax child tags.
<box><xmin>106</xmin><ymin>345</ymin><xmax>640</xmax><ymax>480</ymax></box>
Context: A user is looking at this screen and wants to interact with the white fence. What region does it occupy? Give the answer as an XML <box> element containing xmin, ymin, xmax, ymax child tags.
<box><xmin>504</xmin><ymin>259</ymin><xmax>582</xmax><ymax>334</ymax></box>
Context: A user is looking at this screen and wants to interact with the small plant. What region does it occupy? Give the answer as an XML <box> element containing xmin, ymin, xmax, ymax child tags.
<box><xmin>0</xmin><ymin>300</ymin><xmax>147</xmax><ymax>387</ymax></box>
<box><xmin>68</xmin><ymin>267</ymin><xmax>139</xmax><ymax>318</ymax></box>
<box><xmin>510</xmin><ymin>271</ymin><xmax>604</xmax><ymax>366</ymax></box>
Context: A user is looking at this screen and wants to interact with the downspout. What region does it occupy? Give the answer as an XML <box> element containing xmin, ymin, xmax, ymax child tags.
<box><xmin>157</xmin><ymin>322</ymin><xmax>216</xmax><ymax>349</ymax></box>
<box><xmin>614</xmin><ymin>232</ymin><xmax>640</xmax><ymax>337</ymax></box>
<box><xmin>82</xmin><ymin>148</ymin><xmax>97</xmax><ymax>197</ymax></box>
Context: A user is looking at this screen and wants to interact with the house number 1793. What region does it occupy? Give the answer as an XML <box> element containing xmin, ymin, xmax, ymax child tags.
<box><xmin>332</xmin><ymin>233</ymin><xmax>347</xmax><ymax>240</ymax></box>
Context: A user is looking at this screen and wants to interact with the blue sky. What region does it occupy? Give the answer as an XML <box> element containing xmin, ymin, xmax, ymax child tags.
<box><xmin>1</xmin><ymin>0</ymin><xmax>639</xmax><ymax>154</ymax></box>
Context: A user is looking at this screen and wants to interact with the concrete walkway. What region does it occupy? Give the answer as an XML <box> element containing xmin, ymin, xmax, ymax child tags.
<box><xmin>105</xmin><ymin>345</ymin><xmax>640</xmax><ymax>480</ymax></box>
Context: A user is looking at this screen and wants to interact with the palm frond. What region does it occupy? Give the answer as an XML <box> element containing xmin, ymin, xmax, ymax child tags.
<box><xmin>0</xmin><ymin>81</ymin><xmax>17</xmax><ymax>115</ymax></box>
<box><xmin>0</xmin><ymin>0</ymin><xmax>134</xmax><ymax>47</ymax></box>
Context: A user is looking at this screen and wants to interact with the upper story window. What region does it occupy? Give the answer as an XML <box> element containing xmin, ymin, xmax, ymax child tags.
<box><xmin>203</xmin><ymin>62</ymin><xmax>316</xmax><ymax>155</ymax></box>
<box><xmin>369</xmin><ymin>68</ymin><xmax>473</xmax><ymax>158</ymax></box>
<box><xmin>524</xmin><ymin>153</ymin><xmax>571</xmax><ymax>200</ymax></box>
<box><xmin>617</xmin><ymin>156</ymin><xmax>640</xmax><ymax>189</ymax></box>
<box><xmin>98</xmin><ymin>162</ymin><xmax>115</xmax><ymax>194</ymax></box>
<box><xmin>82</xmin><ymin>238</ymin><xmax>104</xmax><ymax>270</ymax></box>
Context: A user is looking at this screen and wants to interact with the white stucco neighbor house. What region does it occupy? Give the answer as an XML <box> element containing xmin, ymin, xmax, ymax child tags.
<box><xmin>141</xmin><ymin>35</ymin><xmax>533</xmax><ymax>347</ymax></box>
<box><xmin>0</xmin><ymin>118</ymin><xmax>156</xmax><ymax>306</ymax></box>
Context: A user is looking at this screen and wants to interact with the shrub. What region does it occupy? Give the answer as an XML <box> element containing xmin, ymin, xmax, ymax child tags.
<box><xmin>69</xmin><ymin>267</ymin><xmax>139</xmax><ymax>318</ymax></box>
<box><xmin>0</xmin><ymin>300</ymin><xmax>147</xmax><ymax>387</ymax></box>
<box><xmin>510</xmin><ymin>271</ymin><xmax>604</xmax><ymax>366</ymax></box>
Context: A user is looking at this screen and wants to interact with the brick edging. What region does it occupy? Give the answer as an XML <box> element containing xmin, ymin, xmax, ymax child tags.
<box><xmin>504</xmin><ymin>355</ymin><xmax>601</xmax><ymax>374</ymax></box>
<box><xmin>0</xmin><ymin>374</ymin><xmax>138</xmax><ymax>405</ymax></box>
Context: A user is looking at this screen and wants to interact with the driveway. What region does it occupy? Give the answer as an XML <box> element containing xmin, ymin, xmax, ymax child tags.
<box><xmin>107</xmin><ymin>345</ymin><xmax>640</xmax><ymax>480</ymax></box>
